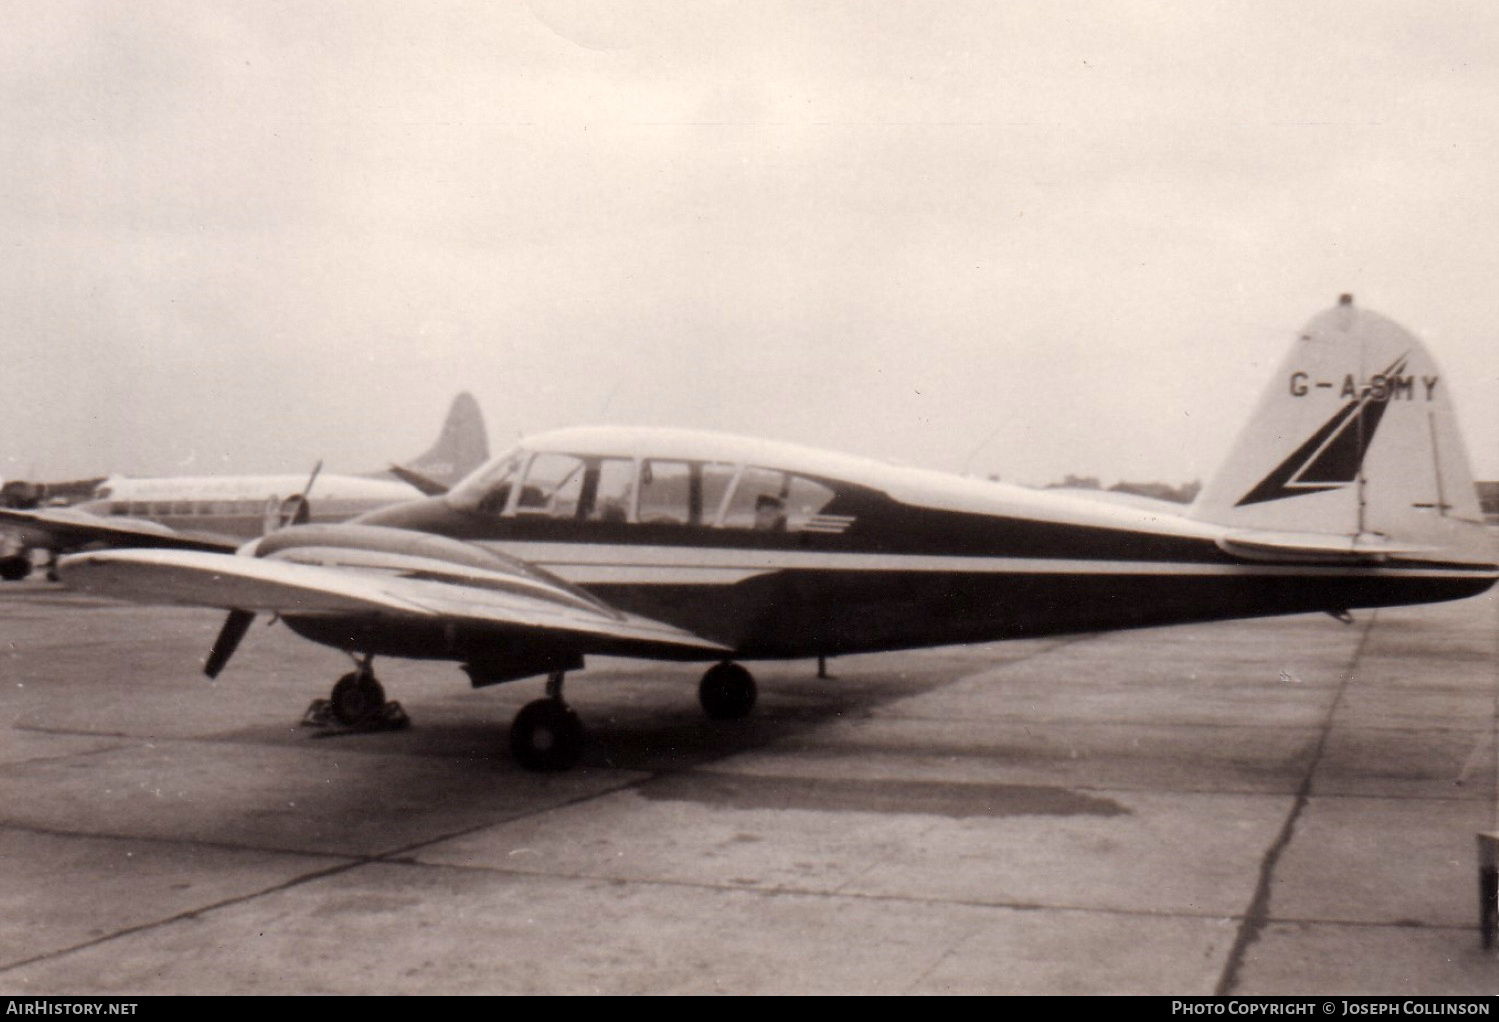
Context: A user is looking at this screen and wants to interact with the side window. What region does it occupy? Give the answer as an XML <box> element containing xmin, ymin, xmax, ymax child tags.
<box><xmin>721</xmin><ymin>467</ymin><xmax>786</xmax><ymax>530</ymax></box>
<box><xmin>583</xmin><ymin>458</ymin><xmax>636</xmax><ymax>523</ymax></box>
<box><xmin>701</xmin><ymin>463</ymin><xmax>737</xmax><ymax>525</ymax></box>
<box><xmin>516</xmin><ymin>453</ymin><xmax>586</xmax><ymax>518</ymax></box>
<box><xmin>721</xmin><ymin>469</ymin><xmax>838</xmax><ymax>533</ymax></box>
<box><xmin>638</xmin><ymin>460</ymin><xmax>692</xmax><ymax>525</ymax></box>
<box><xmin>784</xmin><ymin>476</ymin><xmax>836</xmax><ymax>530</ymax></box>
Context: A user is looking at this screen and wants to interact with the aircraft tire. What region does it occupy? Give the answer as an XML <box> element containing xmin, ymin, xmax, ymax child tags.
<box><xmin>510</xmin><ymin>698</ymin><xmax>585</xmax><ymax>771</ymax></box>
<box><xmin>329</xmin><ymin>671</ymin><xmax>387</xmax><ymax>726</ymax></box>
<box><xmin>0</xmin><ymin>556</ymin><xmax>30</xmax><ymax>582</ymax></box>
<box><xmin>699</xmin><ymin>661</ymin><xmax>757</xmax><ymax>720</ymax></box>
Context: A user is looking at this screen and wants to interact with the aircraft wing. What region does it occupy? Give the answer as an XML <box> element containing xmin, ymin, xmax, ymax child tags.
<box><xmin>56</xmin><ymin>546</ymin><xmax>729</xmax><ymax>657</ymax></box>
<box><xmin>0</xmin><ymin>507</ymin><xmax>239</xmax><ymax>552</ymax></box>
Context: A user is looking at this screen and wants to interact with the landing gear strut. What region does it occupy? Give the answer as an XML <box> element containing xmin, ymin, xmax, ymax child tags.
<box><xmin>510</xmin><ymin>671</ymin><xmax>585</xmax><ymax>772</ymax></box>
<box><xmin>302</xmin><ymin>654</ymin><xmax>409</xmax><ymax>731</ymax></box>
<box><xmin>699</xmin><ymin>661</ymin><xmax>757</xmax><ymax>720</ymax></box>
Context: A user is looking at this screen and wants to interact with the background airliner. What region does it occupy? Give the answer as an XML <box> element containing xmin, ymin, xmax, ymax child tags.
<box><xmin>0</xmin><ymin>392</ymin><xmax>488</xmax><ymax>579</ymax></box>
<box><xmin>56</xmin><ymin>298</ymin><xmax>1497</xmax><ymax>771</ymax></box>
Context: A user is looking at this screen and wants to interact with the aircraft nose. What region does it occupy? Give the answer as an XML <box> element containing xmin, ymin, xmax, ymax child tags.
<box><xmin>351</xmin><ymin>494</ymin><xmax>452</xmax><ymax>530</ymax></box>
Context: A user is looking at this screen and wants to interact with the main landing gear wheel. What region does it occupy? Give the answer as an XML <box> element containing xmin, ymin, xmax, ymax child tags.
<box><xmin>510</xmin><ymin>698</ymin><xmax>585</xmax><ymax>772</ymax></box>
<box><xmin>699</xmin><ymin>661</ymin><xmax>757</xmax><ymax>720</ymax></box>
<box><xmin>301</xmin><ymin>654</ymin><xmax>407</xmax><ymax>731</ymax></box>
<box><xmin>330</xmin><ymin>670</ymin><xmax>387</xmax><ymax>727</ymax></box>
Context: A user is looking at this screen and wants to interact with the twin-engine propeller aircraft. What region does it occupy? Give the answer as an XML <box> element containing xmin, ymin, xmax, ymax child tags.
<box><xmin>0</xmin><ymin>392</ymin><xmax>488</xmax><ymax>580</ymax></box>
<box><xmin>57</xmin><ymin>298</ymin><xmax>1497</xmax><ymax>770</ymax></box>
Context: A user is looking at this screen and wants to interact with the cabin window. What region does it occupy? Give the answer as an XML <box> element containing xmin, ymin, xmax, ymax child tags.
<box><xmin>638</xmin><ymin>460</ymin><xmax>693</xmax><ymax>525</ymax></box>
<box><xmin>784</xmin><ymin>476</ymin><xmax>837</xmax><ymax>530</ymax></box>
<box><xmin>720</xmin><ymin>469</ymin><xmax>837</xmax><ymax>533</ymax></box>
<box><xmin>516</xmin><ymin>453</ymin><xmax>586</xmax><ymax>518</ymax></box>
<box><xmin>581</xmin><ymin>458</ymin><xmax>636</xmax><ymax>523</ymax></box>
<box><xmin>701</xmin><ymin>463</ymin><xmax>737</xmax><ymax>525</ymax></box>
<box><xmin>108</xmin><ymin>502</ymin><xmax>128</xmax><ymax>516</ymax></box>
<box><xmin>721</xmin><ymin>467</ymin><xmax>786</xmax><ymax>530</ymax></box>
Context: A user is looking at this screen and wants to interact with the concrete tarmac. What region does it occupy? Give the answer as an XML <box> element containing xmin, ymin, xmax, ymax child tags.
<box><xmin>0</xmin><ymin>580</ymin><xmax>1495</xmax><ymax>995</ymax></box>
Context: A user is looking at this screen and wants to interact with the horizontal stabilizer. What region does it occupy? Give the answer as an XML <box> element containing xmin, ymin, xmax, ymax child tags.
<box><xmin>386</xmin><ymin>463</ymin><xmax>451</xmax><ymax>497</ymax></box>
<box><xmin>1217</xmin><ymin>530</ymin><xmax>1436</xmax><ymax>564</ymax></box>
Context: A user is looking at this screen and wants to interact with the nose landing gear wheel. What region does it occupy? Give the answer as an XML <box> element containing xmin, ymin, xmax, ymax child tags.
<box><xmin>510</xmin><ymin>699</ymin><xmax>585</xmax><ymax>772</ymax></box>
<box><xmin>699</xmin><ymin>661</ymin><xmax>757</xmax><ymax>720</ymax></box>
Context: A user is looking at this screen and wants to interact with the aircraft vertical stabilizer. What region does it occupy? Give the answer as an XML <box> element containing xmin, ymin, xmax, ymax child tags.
<box><xmin>1188</xmin><ymin>296</ymin><xmax>1489</xmax><ymax>563</ymax></box>
<box><xmin>387</xmin><ymin>392</ymin><xmax>490</xmax><ymax>493</ymax></box>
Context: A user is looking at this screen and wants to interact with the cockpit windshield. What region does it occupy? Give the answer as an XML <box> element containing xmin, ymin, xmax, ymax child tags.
<box><xmin>446</xmin><ymin>446</ymin><xmax>524</xmax><ymax>515</ymax></box>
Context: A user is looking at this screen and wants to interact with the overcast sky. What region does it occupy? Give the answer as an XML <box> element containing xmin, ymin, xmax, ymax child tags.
<box><xmin>2</xmin><ymin>0</ymin><xmax>1495</xmax><ymax>489</ymax></box>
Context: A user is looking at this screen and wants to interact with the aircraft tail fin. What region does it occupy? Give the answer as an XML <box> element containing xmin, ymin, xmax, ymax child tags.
<box><xmin>392</xmin><ymin>393</ymin><xmax>490</xmax><ymax>492</ymax></box>
<box><xmin>1188</xmin><ymin>296</ymin><xmax>1490</xmax><ymax>563</ymax></box>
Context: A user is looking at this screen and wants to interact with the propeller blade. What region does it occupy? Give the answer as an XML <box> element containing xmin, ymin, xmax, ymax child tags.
<box><xmin>288</xmin><ymin>459</ymin><xmax>323</xmax><ymax>527</ymax></box>
<box><xmin>205</xmin><ymin>608</ymin><xmax>256</xmax><ymax>679</ymax></box>
<box><xmin>261</xmin><ymin>460</ymin><xmax>324</xmax><ymax>535</ymax></box>
<box><xmin>302</xmin><ymin>459</ymin><xmax>323</xmax><ymax>499</ymax></box>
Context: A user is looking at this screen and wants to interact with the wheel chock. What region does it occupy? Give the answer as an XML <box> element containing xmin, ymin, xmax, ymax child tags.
<box><xmin>301</xmin><ymin>698</ymin><xmax>334</xmax><ymax>727</ymax></box>
<box><xmin>300</xmin><ymin>698</ymin><xmax>410</xmax><ymax>732</ymax></box>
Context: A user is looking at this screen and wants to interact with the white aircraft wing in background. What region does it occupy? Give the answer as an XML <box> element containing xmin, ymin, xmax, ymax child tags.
<box><xmin>0</xmin><ymin>505</ymin><xmax>239</xmax><ymax>553</ymax></box>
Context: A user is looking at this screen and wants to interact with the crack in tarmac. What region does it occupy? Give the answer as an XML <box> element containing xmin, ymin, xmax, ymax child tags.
<box><xmin>1214</xmin><ymin>611</ymin><xmax>1378</xmax><ymax>996</ymax></box>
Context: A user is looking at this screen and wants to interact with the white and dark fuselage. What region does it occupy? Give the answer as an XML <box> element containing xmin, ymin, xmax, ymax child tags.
<box><xmin>79</xmin><ymin>473</ymin><xmax>424</xmax><ymax>540</ymax></box>
<box><xmin>328</xmin><ymin>425</ymin><xmax>1494</xmax><ymax>666</ymax></box>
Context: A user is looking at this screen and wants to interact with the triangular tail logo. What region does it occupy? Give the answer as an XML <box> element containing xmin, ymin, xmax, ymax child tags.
<box><xmin>1236</xmin><ymin>353</ymin><xmax>1409</xmax><ymax>507</ymax></box>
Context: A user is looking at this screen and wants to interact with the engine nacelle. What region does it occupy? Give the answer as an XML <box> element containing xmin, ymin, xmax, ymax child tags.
<box><xmin>253</xmin><ymin>522</ymin><xmax>613</xmax><ymax>674</ymax></box>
